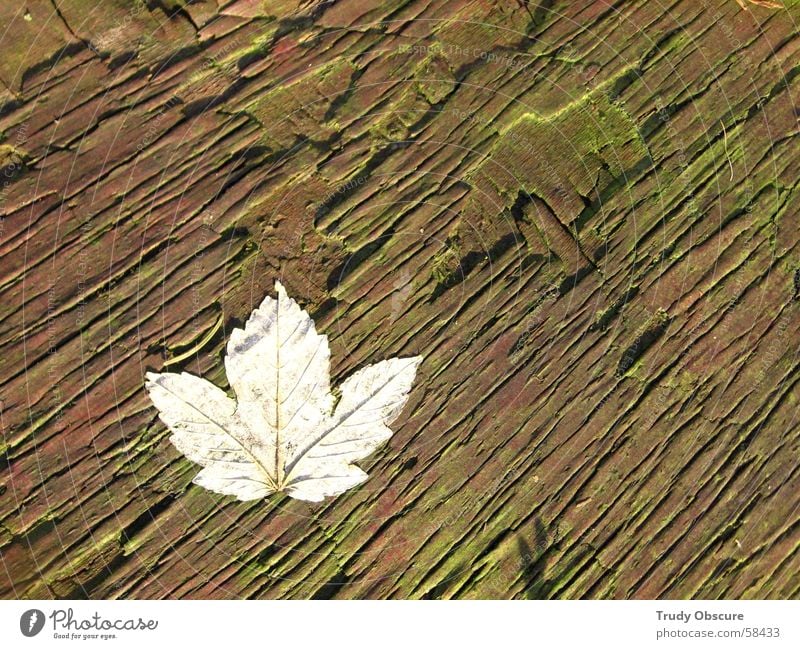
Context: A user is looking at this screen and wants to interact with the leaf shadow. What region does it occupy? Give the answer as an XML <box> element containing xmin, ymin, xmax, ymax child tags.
<box><xmin>516</xmin><ymin>517</ymin><xmax>549</xmax><ymax>599</ymax></box>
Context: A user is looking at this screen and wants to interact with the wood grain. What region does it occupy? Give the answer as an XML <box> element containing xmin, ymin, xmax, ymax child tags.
<box><xmin>1</xmin><ymin>0</ymin><xmax>800</xmax><ymax>599</ymax></box>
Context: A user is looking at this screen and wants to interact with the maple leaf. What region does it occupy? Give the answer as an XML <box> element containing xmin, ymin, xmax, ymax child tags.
<box><xmin>145</xmin><ymin>281</ymin><xmax>421</xmax><ymax>502</ymax></box>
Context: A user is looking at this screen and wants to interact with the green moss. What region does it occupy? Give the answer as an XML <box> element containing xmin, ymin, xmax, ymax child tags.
<box><xmin>470</xmin><ymin>83</ymin><xmax>649</xmax><ymax>222</ymax></box>
<box><xmin>0</xmin><ymin>144</ymin><xmax>30</xmax><ymax>176</ymax></box>
<box><xmin>430</xmin><ymin>238</ymin><xmax>462</xmax><ymax>286</ymax></box>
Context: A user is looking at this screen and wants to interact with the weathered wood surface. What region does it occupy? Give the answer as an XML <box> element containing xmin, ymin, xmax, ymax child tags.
<box><xmin>1</xmin><ymin>0</ymin><xmax>800</xmax><ymax>599</ymax></box>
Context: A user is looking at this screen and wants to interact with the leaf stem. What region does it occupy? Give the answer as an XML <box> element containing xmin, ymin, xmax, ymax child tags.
<box><xmin>274</xmin><ymin>284</ymin><xmax>284</xmax><ymax>489</ymax></box>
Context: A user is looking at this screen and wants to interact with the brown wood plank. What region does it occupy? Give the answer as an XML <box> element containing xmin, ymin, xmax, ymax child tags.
<box><xmin>1</xmin><ymin>0</ymin><xmax>799</xmax><ymax>599</ymax></box>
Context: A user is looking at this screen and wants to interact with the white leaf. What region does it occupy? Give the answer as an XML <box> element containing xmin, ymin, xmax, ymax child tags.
<box><xmin>145</xmin><ymin>281</ymin><xmax>422</xmax><ymax>502</ymax></box>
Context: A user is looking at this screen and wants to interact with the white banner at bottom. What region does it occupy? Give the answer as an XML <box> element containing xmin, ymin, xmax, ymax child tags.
<box><xmin>0</xmin><ymin>600</ymin><xmax>797</xmax><ymax>648</ymax></box>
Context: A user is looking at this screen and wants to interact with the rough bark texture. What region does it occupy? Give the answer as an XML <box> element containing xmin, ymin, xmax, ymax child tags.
<box><xmin>1</xmin><ymin>0</ymin><xmax>800</xmax><ymax>599</ymax></box>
